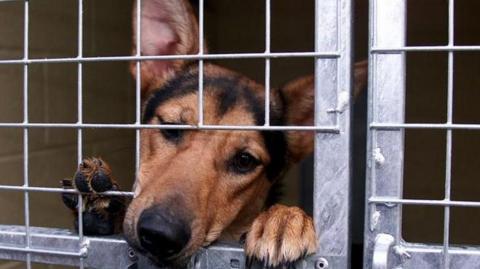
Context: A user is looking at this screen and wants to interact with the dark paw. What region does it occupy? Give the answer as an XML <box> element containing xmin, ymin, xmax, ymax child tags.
<box><xmin>61</xmin><ymin>157</ymin><xmax>126</xmax><ymax>235</ymax></box>
<box><xmin>75</xmin><ymin>210</ymin><xmax>115</xmax><ymax>236</ymax></box>
<box><xmin>72</xmin><ymin>158</ymin><xmax>117</xmax><ymax>193</ymax></box>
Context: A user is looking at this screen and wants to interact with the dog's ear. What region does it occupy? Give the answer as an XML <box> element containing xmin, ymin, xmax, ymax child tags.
<box><xmin>131</xmin><ymin>0</ymin><xmax>200</xmax><ymax>95</ymax></box>
<box><xmin>280</xmin><ymin>60</ymin><xmax>368</xmax><ymax>162</ymax></box>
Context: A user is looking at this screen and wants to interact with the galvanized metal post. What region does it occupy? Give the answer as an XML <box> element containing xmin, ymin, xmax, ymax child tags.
<box><xmin>367</xmin><ymin>0</ymin><xmax>480</xmax><ymax>267</ymax></box>
<box><xmin>314</xmin><ymin>0</ymin><xmax>353</xmax><ymax>267</ymax></box>
<box><xmin>364</xmin><ymin>0</ymin><xmax>406</xmax><ymax>268</ymax></box>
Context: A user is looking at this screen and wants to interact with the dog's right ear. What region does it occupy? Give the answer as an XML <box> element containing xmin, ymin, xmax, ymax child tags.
<box><xmin>280</xmin><ymin>60</ymin><xmax>368</xmax><ymax>163</ymax></box>
<box><xmin>130</xmin><ymin>0</ymin><xmax>200</xmax><ymax>96</ymax></box>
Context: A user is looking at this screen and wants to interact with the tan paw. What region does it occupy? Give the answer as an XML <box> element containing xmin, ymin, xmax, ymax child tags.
<box><xmin>244</xmin><ymin>204</ymin><xmax>317</xmax><ymax>268</ymax></box>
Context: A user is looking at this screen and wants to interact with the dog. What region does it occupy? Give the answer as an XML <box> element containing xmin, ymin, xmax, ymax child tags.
<box><xmin>61</xmin><ymin>0</ymin><xmax>367</xmax><ymax>268</ymax></box>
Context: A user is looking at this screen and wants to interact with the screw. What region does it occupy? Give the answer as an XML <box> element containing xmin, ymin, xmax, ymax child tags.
<box><xmin>127</xmin><ymin>248</ymin><xmax>138</xmax><ymax>261</ymax></box>
<box><xmin>315</xmin><ymin>258</ymin><xmax>329</xmax><ymax>269</ymax></box>
<box><xmin>230</xmin><ymin>258</ymin><xmax>240</xmax><ymax>268</ymax></box>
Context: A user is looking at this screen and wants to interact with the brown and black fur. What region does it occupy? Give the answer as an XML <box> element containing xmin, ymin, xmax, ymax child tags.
<box><xmin>61</xmin><ymin>0</ymin><xmax>367</xmax><ymax>268</ymax></box>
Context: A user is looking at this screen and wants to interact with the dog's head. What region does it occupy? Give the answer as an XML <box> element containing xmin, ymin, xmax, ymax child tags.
<box><xmin>123</xmin><ymin>0</ymin><xmax>366</xmax><ymax>266</ymax></box>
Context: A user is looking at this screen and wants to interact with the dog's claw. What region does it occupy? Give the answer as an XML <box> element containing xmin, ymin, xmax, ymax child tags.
<box><xmin>61</xmin><ymin>192</ymin><xmax>78</xmax><ymax>210</ymax></box>
<box><xmin>61</xmin><ymin>179</ymin><xmax>73</xmax><ymax>188</ymax></box>
<box><xmin>245</xmin><ymin>256</ymin><xmax>252</xmax><ymax>269</ymax></box>
<box><xmin>263</xmin><ymin>258</ymin><xmax>268</xmax><ymax>269</ymax></box>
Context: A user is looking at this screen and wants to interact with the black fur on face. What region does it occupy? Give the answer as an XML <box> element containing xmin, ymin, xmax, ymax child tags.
<box><xmin>142</xmin><ymin>65</ymin><xmax>288</xmax><ymax>182</ymax></box>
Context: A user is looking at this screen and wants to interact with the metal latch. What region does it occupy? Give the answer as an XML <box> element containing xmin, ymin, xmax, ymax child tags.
<box><xmin>372</xmin><ymin>233</ymin><xmax>395</xmax><ymax>269</ymax></box>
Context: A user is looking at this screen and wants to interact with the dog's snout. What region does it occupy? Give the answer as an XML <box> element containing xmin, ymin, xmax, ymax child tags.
<box><xmin>137</xmin><ymin>206</ymin><xmax>191</xmax><ymax>259</ymax></box>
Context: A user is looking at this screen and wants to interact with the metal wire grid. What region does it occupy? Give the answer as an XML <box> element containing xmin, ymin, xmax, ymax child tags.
<box><xmin>0</xmin><ymin>0</ymin><xmax>353</xmax><ymax>268</ymax></box>
<box><xmin>366</xmin><ymin>0</ymin><xmax>480</xmax><ymax>268</ymax></box>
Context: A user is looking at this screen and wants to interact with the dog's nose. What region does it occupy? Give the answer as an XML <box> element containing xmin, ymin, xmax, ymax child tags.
<box><xmin>137</xmin><ymin>206</ymin><xmax>191</xmax><ymax>259</ymax></box>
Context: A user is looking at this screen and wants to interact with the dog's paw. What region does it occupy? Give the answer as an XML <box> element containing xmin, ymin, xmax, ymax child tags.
<box><xmin>72</xmin><ymin>157</ymin><xmax>117</xmax><ymax>193</ymax></box>
<box><xmin>244</xmin><ymin>205</ymin><xmax>316</xmax><ymax>268</ymax></box>
<box><xmin>61</xmin><ymin>157</ymin><xmax>126</xmax><ymax>235</ymax></box>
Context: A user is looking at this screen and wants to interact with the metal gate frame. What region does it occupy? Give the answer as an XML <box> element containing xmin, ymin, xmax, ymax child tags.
<box><xmin>0</xmin><ymin>0</ymin><xmax>354</xmax><ymax>268</ymax></box>
<box><xmin>364</xmin><ymin>0</ymin><xmax>480</xmax><ymax>268</ymax></box>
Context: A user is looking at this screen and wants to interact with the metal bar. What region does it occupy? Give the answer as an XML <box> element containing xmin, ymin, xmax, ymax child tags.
<box><xmin>76</xmin><ymin>0</ymin><xmax>84</xmax><ymax>164</ymax></box>
<box><xmin>369</xmin><ymin>197</ymin><xmax>480</xmax><ymax>208</ymax></box>
<box><xmin>401</xmin><ymin>244</ymin><xmax>480</xmax><ymax>269</ymax></box>
<box><xmin>22</xmin><ymin>0</ymin><xmax>31</xmax><ymax>268</ymax></box>
<box><xmin>371</xmin><ymin>123</ymin><xmax>480</xmax><ymax>130</ymax></box>
<box><xmin>0</xmin><ymin>121</ymin><xmax>476</xmax><ymax>131</ymax></box>
<box><xmin>134</xmin><ymin>0</ymin><xmax>142</xmax><ymax>194</ymax></box>
<box><xmin>0</xmin><ymin>225</ymin><xmax>330</xmax><ymax>269</ymax></box>
<box><xmin>313</xmin><ymin>0</ymin><xmax>352</xmax><ymax>267</ymax></box>
<box><xmin>264</xmin><ymin>0</ymin><xmax>271</xmax><ymax>126</ymax></box>
<box><xmin>0</xmin><ymin>185</ymin><xmax>134</xmax><ymax>196</ymax></box>
<box><xmin>404</xmin><ymin>245</ymin><xmax>480</xmax><ymax>256</ymax></box>
<box><xmin>197</xmin><ymin>0</ymin><xmax>204</xmax><ymax>127</ymax></box>
<box><xmin>0</xmin><ymin>51</ymin><xmax>340</xmax><ymax>65</ymax></box>
<box><xmin>364</xmin><ymin>0</ymin><xmax>406</xmax><ymax>267</ymax></box>
<box><xmin>443</xmin><ymin>1</ymin><xmax>456</xmax><ymax>267</ymax></box>
<box><xmin>76</xmin><ymin>1</ymin><xmax>85</xmax><ymax>268</ymax></box>
<box><xmin>372</xmin><ymin>45</ymin><xmax>480</xmax><ymax>53</ymax></box>
<box><xmin>0</xmin><ymin>225</ymin><xmax>131</xmax><ymax>268</ymax></box>
<box><xmin>397</xmin><ymin>247</ymin><xmax>478</xmax><ymax>269</ymax></box>
<box><xmin>0</xmin><ymin>245</ymin><xmax>85</xmax><ymax>257</ymax></box>
<box><xmin>0</xmin><ymin>123</ymin><xmax>340</xmax><ymax>132</ymax></box>
<box><xmin>5</xmin><ymin>224</ymin><xmax>480</xmax><ymax>269</ymax></box>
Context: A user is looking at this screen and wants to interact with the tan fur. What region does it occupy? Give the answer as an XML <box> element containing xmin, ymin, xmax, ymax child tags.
<box><xmin>354</xmin><ymin>60</ymin><xmax>368</xmax><ymax>98</ymax></box>
<box><xmin>281</xmin><ymin>60</ymin><xmax>368</xmax><ymax>162</ymax></box>
<box><xmin>244</xmin><ymin>205</ymin><xmax>316</xmax><ymax>267</ymax></box>
<box><xmin>124</xmin><ymin>71</ymin><xmax>274</xmax><ymax>259</ymax></box>
<box><xmin>122</xmin><ymin>0</ymin><xmax>368</xmax><ymax>266</ymax></box>
<box><xmin>280</xmin><ymin>76</ymin><xmax>315</xmax><ymax>163</ymax></box>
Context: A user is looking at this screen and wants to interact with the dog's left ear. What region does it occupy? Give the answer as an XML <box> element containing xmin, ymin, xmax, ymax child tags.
<box><xmin>280</xmin><ymin>60</ymin><xmax>368</xmax><ymax>163</ymax></box>
<box><xmin>130</xmin><ymin>0</ymin><xmax>200</xmax><ymax>96</ymax></box>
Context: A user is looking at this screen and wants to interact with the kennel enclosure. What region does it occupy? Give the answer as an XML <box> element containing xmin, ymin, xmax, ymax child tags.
<box><xmin>0</xmin><ymin>0</ymin><xmax>480</xmax><ymax>268</ymax></box>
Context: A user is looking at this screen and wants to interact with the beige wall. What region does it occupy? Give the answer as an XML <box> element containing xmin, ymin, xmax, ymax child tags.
<box><xmin>0</xmin><ymin>1</ymin><xmax>135</xmax><ymax>268</ymax></box>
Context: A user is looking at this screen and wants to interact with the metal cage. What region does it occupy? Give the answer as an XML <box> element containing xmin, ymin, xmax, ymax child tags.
<box><xmin>364</xmin><ymin>0</ymin><xmax>480</xmax><ymax>268</ymax></box>
<box><xmin>0</xmin><ymin>0</ymin><xmax>353</xmax><ymax>268</ymax></box>
<box><xmin>5</xmin><ymin>0</ymin><xmax>480</xmax><ymax>268</ymax></box>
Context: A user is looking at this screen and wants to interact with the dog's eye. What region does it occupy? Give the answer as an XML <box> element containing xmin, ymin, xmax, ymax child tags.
<box><xmin>229</xmin><ymin>151</ymin><xmax>261</xmax><ymax>174</ymax></box>
<box><xmin>158</xmin><ymin>120</ymin><xmax>183</xmax><ymax>143</ymax></box>
<box><xmin>161</xmin><ymin>128</ymin><xmax>182</xmax><ymax>142</ymax></box>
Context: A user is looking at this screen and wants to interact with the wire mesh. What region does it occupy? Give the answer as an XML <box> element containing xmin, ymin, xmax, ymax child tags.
<box><xmin>366</xmin><ymin>0</ymin><xmax>480</xmax><ymax>268</ymax></box>
<box><xmin>0</xmin><ymin>0</ymin><xmax>353</xmax><ymax>268</ymax></box>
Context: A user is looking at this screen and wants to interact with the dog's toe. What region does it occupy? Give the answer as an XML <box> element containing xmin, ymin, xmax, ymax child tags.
<box><xmin>244</xmin><ymin>205</ymin><xmax>316</xmax><ymax>268</ymax></box>
<box><xmin>91</xmin><ymin>170</ymin><xmax>114</xmax><ymax>192</ymax></box>
<box><xmin>74</xmin><ymin>170</ymin><xmax>91</xmax><ymax>192</ymax></box>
